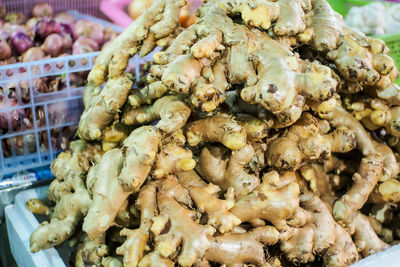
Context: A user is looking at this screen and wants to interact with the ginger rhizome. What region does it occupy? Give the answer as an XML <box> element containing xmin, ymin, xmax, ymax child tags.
<box><xmin>28</xmin><ymin>0</ymin><xmax>400</xmax><ymax>266</ymax></box>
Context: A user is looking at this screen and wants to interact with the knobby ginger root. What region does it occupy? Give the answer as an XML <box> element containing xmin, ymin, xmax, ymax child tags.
<box><xmin>231</xmin><ymin>171</ymin><xmax>306</xmax><ymax>231</ymax></box>
<box><xmin>122</xmin><ymin>95</ymin><xmax>191</xmax><ymax>133</ymax></box>
<box><xmin>79</xmin><ymin>74</ymin><xmax>134</xmax><ymax>140</ymax></box>
<box><xmin>327</xmin><ymin>104</ymin><xmax>399</xmax><ymax>181</ymax></box>
<box><xmin>30</xmin><ymin>141</ymin><xmax>101</xmax><ymax>252</ymax></box>
<box><xmin>151</xmin><ymin>187</ymin><xmax>216</xmax><ymax>266</ymax></box>
<box><xmin>87</xmin><ymin>0</ymin><xmax>184</xmax><ymax>87</ymax></box>
<box><xmin>189</xmin><ymin>183</ymin><xmax>241</xmax><ymax>233</ymax></box>
<box><xmin>281</xmin><ymin>193</ymin><xmax>359</xmax><ymax>266</ymax></box>
<box><xmin>348</xmin><ymin>213</ymin><xmax>390</xmax><ymax>257</ymax></box>
<box><xmin>152</xmin><ymin>141</ymin><xmax>196</xmax><ymax>179</ymax></box>
<box><xmin>75</xmin><ymin>234</ymin><xmax>109</xmax><ymax>267</ymax></box>
<box><xmin>203</xmin><ymin>226</ymin><xmax>282</xmax><ymax>266</ymax></box>
<box><xmin>83</xmin><ymin>149</ymin><xmax>125</xmax><ymax>239</ymax></box>
<box><xmin>83</xmin><ymin>126</ymin><xmax>160</xmax><ymax>239</ymax></box>
<box><xmin>240</xmin><ymin>43</ymin><xmax>337</xmax><ymax>115</ymax></box>
<box><xmin>117</xmin><ymin>182</ymin><xmax>157</xmax><ymax>266</ymax></box>
<box><xmin>28</xmin><ymin>0</ymin><xmax>400</xmax><ymax>265</ymax></box>
<box><xmin>102</xmin><ymin>121</ymin><xmax>132</xmax><ymax>151</ymax></box>
<box><xmin>128</xmin><ymin>81</ymin><xmax>168</xmax><ymax>108</ymax></box>
<box><xmin>266</xmin><ymin>112</ymin><xmax>356</xmax><ymax>170</ymax></box>
<box><xmin>333</xmin><ymin>154</ymin><xmax>383</xmax><ymax>222</ymax></box>
<box><xmin>118</xmin><ymin>126</ymin><xmax>161</xmax><ymax>191</ymax></box>
<box><xmin>327</xmin><ymin>27</ymin><xmax>398</xmax><ymax>89</ymax></box>
<box><xmin>301</xmin><ymin>0</ymin><xmax>343</xmax><ymax>51</ymax></box>
<box><xmin>26</xmin><ymin>199</ymin><xmax>51</xmax><ymax>216</ymax></box>
<box><xmin>344</xmin><ymin>95</ymin><xmax>400</xmax><ymax>137</ymax></box>
<box><xmin>198</xmin><ymin>144</ymin><xmax>260</xmax><ymax>199</ymax></box>
<box><xmin>186</xmin><ymin>114</ymin><xmax>247</xmax><ymax>150</ymax></box>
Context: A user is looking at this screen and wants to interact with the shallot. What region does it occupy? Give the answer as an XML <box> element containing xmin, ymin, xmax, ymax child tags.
<box><xmin>0</xmin><ymin>39</ymin><xmax>11</xmax><ymax>60</ymax></box>
<box><xmin>32</xmin><ymin>3</ymin><xmax>53</xmax><ymax>18</ymax></box>
<box><xmin>10</xmin><ymin>31</ymin><xmax>33</xmax><ymax>54</ymax></box>
<box><xmin>41</xmin><ymin>33</ymin><xmax>63</xmax><ymax>56</ymax></box>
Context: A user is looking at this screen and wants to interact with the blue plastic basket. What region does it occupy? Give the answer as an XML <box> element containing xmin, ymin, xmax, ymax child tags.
<box><xmin>0</xmin><ymin>11</ymin><xmax>155</xmax><ymax>177</ymax></box>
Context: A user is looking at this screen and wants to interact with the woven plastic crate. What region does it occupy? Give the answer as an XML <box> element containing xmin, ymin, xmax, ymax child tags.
<box><xmin>0</xmin><ymin>51</ymin><xmax>154</xmax><ymax>177</ymax></box>
<box><xmin>0</xmin><ymin>11</ymin><xmax>129</xmax><ymax>177</ymax></box>
<box><xmin>0</xmin><ymin>0</ymin><xmax>109</xmax><ymax>20</ymax></box>
<box><xmin>327</xmin><ymin>0</ymin><xmax>400</xmax><ymax>85</ymax></box>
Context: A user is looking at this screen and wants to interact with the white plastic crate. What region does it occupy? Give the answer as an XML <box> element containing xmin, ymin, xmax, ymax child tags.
<box><xmin>5</xmin><ymin>186</ymin><xmax>66</xmax><ymax>267</ymax></box>
<box><xmin>0</xmin><ymin>11</ymin><xmax>128</xmax><ymax>177</ymax></box>
<box><xmin>5</xmin><ymin>185</ymin><xmax>400</xmax><ymax>267</ymax></box>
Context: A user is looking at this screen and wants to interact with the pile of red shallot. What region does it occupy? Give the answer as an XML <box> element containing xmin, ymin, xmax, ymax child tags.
<box><xmin>0</xmin><ymin>2</ymin><xmax>118</xmax><ymax>65</ymax></box>
<box><xmin>0</xmin><ymin>3</ymin><xmax>119</xmax><ymax>160</ymax></box>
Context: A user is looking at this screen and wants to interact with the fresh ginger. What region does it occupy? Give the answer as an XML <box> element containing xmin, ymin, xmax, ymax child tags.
<box><xmin>118</xmin><ymin>126</ymin><xmax>161</xmax><ymax>191</ymax></box>
<box><xmin>281</xmin><ymin>193</ymin><xmax>359</xmax><ymax>266</ymax></box>
<box><xmin>300</xmin><ymin>0</ymin><xmax>343</xmax><ymax>51</ymax></box>
<box><xmin>333</xmin><ymin>154</ymin><xmax>383</xmax><ymax>222</ymax></box>
<box><xmin>198</xmin><ymin>144</ymin><xmax>260</xmax><ymax>199</ymax></box>
<box><xmin>83</xmin><ymin>126</ymin><xmax>160</xmax><ymax>239</ymax></box>
<box><xmin>230</xmin><ymin>171</ymin><xmax>306</xmax><ymax>231</ymax></box>
<box><xmin>79</xmin><ymin>74</ymin><xmax>134</xmax><ymax>140</ymax></box>
<box><xmin>189</xmin><ymin>183</ymin><xmax>241</xmax><ymax>233</ymax></box>
<box><xmin>122</xmin><ymin>95</ymin><xmax>191</xmax><ymax>133</ymax></box>
<box><xmin>203</xmin><ymin>226</ymin><xmax>282</xmax><ymax>266</ymax></box>
<box><xmin>28</xmin><ymin>0</ymin><xmax>400</xmax><ymax>265</ymax></box>
<box><xmin>240</xmin><ymin>44</ymin><xmax>337</xmax><ymax>115</ymax></box>
<box><xmin>327</xmin><ymin>27</ymin><xmax>398</xmax><ymax>89</ymax></box>
<box><xmin>26</xmin><ymin>199</ymin><xmax>51</xmax><ymax>216</ymax></box>
<box><xmin>327</xmin><ymin>104</ymin><xmax>399</xmax><ymax>181</ymax></box>
<box><xmin>75</xmin><ymin>234</ymin><xmax>109</xmax><ymax>267</ymax></box>
<box><xmin>348</xmin><ymin>213</ymin><xmax>390</xmax><ymax>257</ymax></box>
<box><xmin>30</xmin><ymin>141</ymin><xmax>101</xmax><ymax>252</ymax></box>
<box><xmin>128</xmin><ymin>81</ymin><xmax>168</xmax><ymax>108</ymax></box>
<box><xmin>102</xmin><ymin>121</ymin><xmax>132</xmax><ymax>151</ymax></box>
<box><xmin>117</xmin><ymin>182</ymin><xmax>157</xmax><ymax>267</ymax></box>
<box><xmin>186</xmin><ymin>113</ymin><xmax>247</xmax><ymax>150</ymax></box>
<box><xmin>344</xmin><ymin>95</ymin><xmax>400</xmax><ymax>137</ymax></box>
<box><xmin>87</xmin><ymin>0</ymin><xmax>185</xmax><ymax>86</ymax></box>
<box><xmin>266</xmin><ymin>113</ymin><xmax>356</xmax><ymax>170</ymax></box>
<box><xmin>151</xmin><ymin>185</ymin><xmax>216</xmax><ymax>266</ymax></box>
<box><xmin>152</xmin><ymin>141</ymin><xmax>196</xmax><ymax>179</ymax></box>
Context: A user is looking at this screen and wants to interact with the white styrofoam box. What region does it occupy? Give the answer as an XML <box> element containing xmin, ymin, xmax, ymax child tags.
<box><xmin>6</xmin><ymin>185</ymin><xmax>400</xmax><ymax>267</ymax></box>
<box><xmin>5</xmin><ymin>185</ymin><xmax>67</xmax><ymax>267</ymax></box>
<box><xmin>351</xmin><ymin>243</ymin><xmax>400</xmax><ymax>267</ymax></box>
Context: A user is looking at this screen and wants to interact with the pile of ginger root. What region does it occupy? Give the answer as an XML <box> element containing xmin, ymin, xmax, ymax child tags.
<box><xmin>26</xmin><ymin>0</ymin><xmax>400</xmax><ymax>266</ymax></box>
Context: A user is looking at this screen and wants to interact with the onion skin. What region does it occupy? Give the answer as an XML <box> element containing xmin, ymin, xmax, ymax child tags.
<box><xmin>72</xmin><ymin>37</ymin><xmax>99</xmax><ymax>55</ymax></box>
<box><xmin>36</xmin><ymin>17</ymin><xmax>61</xmax><ymax>38</ymax></box>
<box><xmin>26</xmin><ymin>17</ymin><xmax>40</xmax><ymax>32</ymax></box>
<box><xmin>10</xmin><ymin>31</ymin><xmax>33</xmax><ymax>54</ymax></box>
<box><xmin>0</xmin><ymin>38</ymin><xmax>11</xmax><ymax>60</ymax></box>
<box><xmin>32</xmin><ymin>3</ymin><xmax>54</xmax><ymax>18</ymax></box>
<box><xmin>41</xmin><ymin>33</ymin><xmax>63</xmax><ymax>57</ymax></box>
<box><xmin>61</xmin><ymin>32</ymin><xmax>73</xmax><ymax>50</ymax></box>
<box><xmin>60</xmin><ymin>23</ymin><xmax>74</xmax><ymax>36</ymax></box>
<box><xmin>55</xmin><ymin>12</ymin><xmax>75</xmax><ymax>27</ymax></box>
<box><xmin>21</xmin><ymin>47</ymin><xmax>46</xmax><ymax>62</ymax></box>
<box><xmin>73</xmin><ymin>20</ymin><xmax>104</xmax><ymax>46</ymax></box>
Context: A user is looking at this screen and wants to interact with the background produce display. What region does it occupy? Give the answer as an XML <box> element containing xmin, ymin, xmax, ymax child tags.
<box><xmin>13</xmin><ymin>0</ymin><xmax>400</xmax><ymax>267</ymax></box>
<box><xmin>345</xmin><ymin>1</ymin><xmax>400</xmax><ymax>36</ymax></box>
<box><xmin>0</xmin><ymin>2</ymin><xmax>121</xmax><ymax>177</ymax></box>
